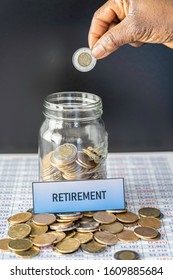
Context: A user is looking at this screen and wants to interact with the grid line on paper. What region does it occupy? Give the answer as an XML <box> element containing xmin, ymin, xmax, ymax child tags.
<box><xmin>0</xmin><ymin>153</ymin><xmax>173</xmax><ymax>260</ymax></box>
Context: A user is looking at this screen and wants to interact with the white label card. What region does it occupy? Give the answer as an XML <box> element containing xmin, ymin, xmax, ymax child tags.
<box><xmin>32</xmin><ymin>178</ymin><xmax>125</xmax><ymax>213</ymax></box>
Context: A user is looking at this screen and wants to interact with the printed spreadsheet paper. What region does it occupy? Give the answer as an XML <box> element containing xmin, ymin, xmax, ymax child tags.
<box><xmin>0</xmin><ymin>152</ymin><xmax>173</xmax><ymax>260</ymax></box>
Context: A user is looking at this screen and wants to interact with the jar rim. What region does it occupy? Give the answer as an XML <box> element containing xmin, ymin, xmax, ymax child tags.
<box><xmin>43</xmin><ymin>91</ymin><xmax>102</xmax><ymax>111</ymax></box>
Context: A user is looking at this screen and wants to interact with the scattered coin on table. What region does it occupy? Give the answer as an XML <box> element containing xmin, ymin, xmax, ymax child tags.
<box><xmin>114</xmin><ymin>250</ymin><xmax>140</xmax><ymax>260</ymax></box>
<box><xmin>0</xmin><ymin>206</ymin><xmax>163</xmax><ymax>258</ymax></box>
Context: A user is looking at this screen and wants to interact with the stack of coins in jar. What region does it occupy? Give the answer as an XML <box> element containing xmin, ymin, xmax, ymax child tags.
<box><xmin>39</xmin><ymin>92</ymin><xmax>108</xmax><ymax>181</ymax></box>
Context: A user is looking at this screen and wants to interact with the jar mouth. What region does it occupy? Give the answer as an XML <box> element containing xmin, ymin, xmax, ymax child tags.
<box><xmin>43</xmin><ymin>91</ymin><xmax>103</xmax><ymax>120</ymax></box>
<box><xmin>44</xmin><ymin>91</ymin><xmax>101</xmax><ymax>110</ymax></box>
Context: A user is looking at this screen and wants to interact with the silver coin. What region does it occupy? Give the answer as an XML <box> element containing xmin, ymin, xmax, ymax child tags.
<box><xmin>72</xmin><ymin>47</ymin><xmax>97</xmax><ymax>72</ymax></box>
<box><xmin>53</xmin><ymin>143</ymin><xmax>77</xmax><ymax>165</ymax></box>
<box><xmin>81</xmin><ymin>240</ymin><xmax>106</xmax><ymax>254</ymax></box>
<box><xmin>56</xmin><ymin>212</ymin><xmax>82</xmax><ymax>218</ymax></box>
<box><xmin>114</xmin><ymin>250</ymin><xmax>140</xmax><ymax>260</ymax></box>
<box><xmin>54</xmin><ymin>222</ymin><xmax>80</xmax><ymax>232</ymax></box>
<box><xmin>76</xmin><ymin>221</ymin><xmax>99</xmax><ymax>232</ymax></box>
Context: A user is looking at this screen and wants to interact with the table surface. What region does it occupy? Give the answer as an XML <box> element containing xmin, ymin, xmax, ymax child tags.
<box><xmin>0</xmin><ymin>152</ymin><xmax>173</xmax><ymax>260</ymax></box>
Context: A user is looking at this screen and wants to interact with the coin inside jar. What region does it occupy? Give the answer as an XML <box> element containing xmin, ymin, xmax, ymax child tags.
<box><xmin>76</xmin><ymin>151</ymin><xmax>97</xmax><ymax>169</ymax></box>
<box><xmin>53</xmin><ymin>143</ymin><xmax>77</xmax><ymax>165</ymax></box>
<box><xmin>72</xmin><ymin>47</ymin><xmax>97</xmax><ymax>72</ymax></box>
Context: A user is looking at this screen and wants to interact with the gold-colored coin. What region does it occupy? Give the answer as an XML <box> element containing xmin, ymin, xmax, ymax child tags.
<box><xmin>8</xmin><ymin>239</ymin><xmax>33</xmax><ymax>252</ymax></box>
<box><xmin>93</xmin><ymin>211</ymin><xmax>116</xmax><ymax>224</ymax></box>
<box><xmin>32</xmin><ymin>233</ymin><xmax>57</xmax><ymax>247</ymax></box>
<box><xmin>79</xmin><ymin>216</ymin><xmax>93</xmax><ymax>223</ymax></box>
<box><xmin>0</xmin><ymin>238</ymin><xmax>11</xmax><ymax>251</ymax></box>
<box><xmin>138</xmin><ymin>216</ymin><xmax>161</xmax><ymax>229</ymax></box>
<box><xmin>56</xmin><ymin>217</ymin><xmax>79</xmax><ymax>222</ymax></box>
<box><xmin>83</xmin><ymin>212</ymin><xmax>95</xmax><ymax>217</ymax></box>
<box><xmin>114</xmin><ymin>250</ymin><xmax>140</xmax><ymax>260</ymax></box>
<box><xmin>54</xmin><ymin>223</ymin><xmax>79</xmax><ymax>232</ymax></box>
<box><xmin>49</xmin><ymin>231</ymin><xmax>66</xmax><ymax>243</ymax></box>
<box><xmin>50</xmin><ymin>221</ymin><xmax>73</xmax><ymax>230</ymax></box>
<box><xmin>78</xmin><ymin>52</ymin><xmax>92</xmax><ymax>67</ymax></box>
<box><xmin>82</xmin><ymin>148</ymin><xmax>101</xmax><ymax>164</ymax></box>
<box><xmin>76</xmin><ymin>151</ymin><xmax>97</xmax><ymax>169</ymax></box>
<box><xmin>72</xmin><ymin>47</ymin><xmax>97</xmax><ymax>72</ymax></box>
<box><xmin>74</xmin><ymin>232</ymin><xmax>93</xmax><ymax>244</ymax></box>
<box><xmin>117</xmin><ymin>230</ymin><xmax>139</xmax><ymax>242</ymax></box>
<box><xmin>63</xmin><ymin>230</ymin><xmax>76</xmax><ymax>240</ymax></box>
<box><xmin>8</xmin><ymin>224</ymin><xmax>31</xmax><ymax>239</ymax></box>
<box><xmin>27</xmin><ymin>222</ymin><xmax>48</xmax><ymax>237</ymax></box>
<box><xmin>53</xmin><ymin>143</ymin><xmax>77</xmax><ymax>165</ymax></box>
<box><xmin>81</xmin><ymin>240</ymin><xmax>106</xmax><ymax>254</ymax></box>
<box><xmin>57</xmin><ymin>212</ymin><xmax>83</xmax><ymax>221</ymax></box>
<box><xmin>100</xmin><ymin>222</ymin><xmax>124</xmax><ymax>234</ymax></box>
<box><xmin>106</xmin><ymin>209</ymin><xmax>127</xmax><ymax>214</ymax></box>
<box><xmin>8</xmin><ymin>212</ymin><xmax>32</xmax><ymax>224</ymax></box>
<box><xmin>33</xmin><ymin>213</ymin><xmax>56</xmax><ymax>225</ymax></box>
<box><xmin>116</xmin><ymin>211</ymin><xmax>139</xmax><ymax>224</ymax></box>
<box><xmin>94</xmin><ymin>231</ymin><xmax>118</xmax><ymax>245</ymax></box>
<box><xmin>122</xmin><ymin>221</ymin><xmax>139</xmax><ymax>227</ymax></box>
<box><xmin>57</xmin><ymin>212</ymin><xmax>82</xmax><ymax>218</ymax></box>
<box><xmin>138</xmin><ymin>207</ymin><xmax>161</xmax><ymax>218</ymax></box>
<box><xmin>55</xmin><ymin>238</ymin><xmax>80</xmax><ymax>254</ymax></box>
<box><xmin>134</xmin><ymin>226</ymin><xmax>159</xmax><ymax>240</ymax></box>
<box><xmin>15</xmin><ymin>245</ymin><xmax>40</xmax><ymax>258</ymax></box>
<box><xmin>149</xmin><ymin>231</ymin><xmax>161</xmax><ymax>241</ymax></box>
<box><xmin>41</xmin><ymin>152</ymin><xmax>53</xmax><ymax>169</ymax></box>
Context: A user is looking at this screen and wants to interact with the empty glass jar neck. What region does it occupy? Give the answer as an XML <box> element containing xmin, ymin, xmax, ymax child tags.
<box><xmin>43</xmin><ymin>92</ymin><xmax>103</xmax><ymax>121</ymax></box>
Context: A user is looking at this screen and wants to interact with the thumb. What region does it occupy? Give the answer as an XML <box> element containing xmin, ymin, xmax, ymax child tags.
<box><xmin>91</xmin><ymin>17</ymin><xmax>137</xmax><ymax>59</ymax></box>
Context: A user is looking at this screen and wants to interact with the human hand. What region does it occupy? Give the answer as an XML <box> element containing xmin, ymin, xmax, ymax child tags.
<box><xmin>88</xmin><ymin>0</ymin><xmax>173</xmax><ymax>59</ymax></box>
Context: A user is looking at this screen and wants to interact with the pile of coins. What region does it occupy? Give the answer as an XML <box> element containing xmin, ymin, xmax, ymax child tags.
<box><xmin>41</xmin><ymin>143</ymin><xmax>105</xmax><ymax>181</ymax></box>
<box><xmin>0</xmin><ymin>207</ymin><xmax>163</xmax><ymax>259</ymax></box>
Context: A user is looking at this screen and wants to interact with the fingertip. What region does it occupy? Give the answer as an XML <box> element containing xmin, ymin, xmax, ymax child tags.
<box><xmin>91</xmin><ymin>43</ymin><xmax>107</xmax><ymax>59</ymax></box>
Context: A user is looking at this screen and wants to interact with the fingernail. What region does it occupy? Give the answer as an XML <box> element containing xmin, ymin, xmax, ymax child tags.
<box><xmin>92</xmin><ymin>44</ymin><xmax>106</xmax><ymax>59</ymax></box>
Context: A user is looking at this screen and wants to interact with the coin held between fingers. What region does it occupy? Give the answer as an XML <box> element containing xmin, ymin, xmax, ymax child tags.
<box><xmin>72</xmin><ymin>47</ymin><xmax>97</xmax><ymax>72</ymax></box>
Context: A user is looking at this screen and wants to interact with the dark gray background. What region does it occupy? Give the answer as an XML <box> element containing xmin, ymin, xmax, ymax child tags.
<box><xmin>0</xmin><ymin>0</ymin><xmax>173</xmax><ymax>153</ymax></box>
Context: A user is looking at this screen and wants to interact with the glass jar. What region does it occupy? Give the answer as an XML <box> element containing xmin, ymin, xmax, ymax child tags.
<box><xmin>38</xmin><ymin>91</ymin><xmax>108</xmax><ymax>181</ymax></box>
